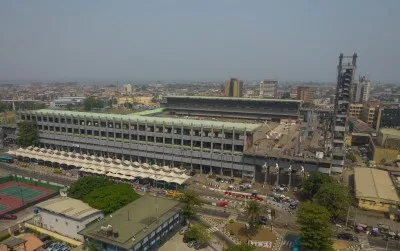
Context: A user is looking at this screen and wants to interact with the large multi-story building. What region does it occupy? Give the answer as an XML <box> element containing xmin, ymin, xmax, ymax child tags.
<box><xmin>259</xmin><ymin>80</ymin><xmax>278</xmax><ymax>98</ymax></box>
<box><xmin>296</xmin><ymin>87</ymin><xmax>316</xmax><ymax>102</ymax></box>
<box><xmin>361</xmin><ymin>103</ymin><xmax>379</xmax><ymax>127</ymax></box>
<box><xmin>163</xmin><ymin>96</ymin><xmax>301</xmax><ymax>122</ymax></box>
<box><xmin>19</xmin><ymin>109</ymin><xmax>260</xmax><ymax>179</ymax></box>
<box><xmin>349</xmin><ymin>104</ymin><xmax>363</xmax><ymax>118</ymax></box>
<box><xmin>79</xmin><ymin>195</ymin><xmax>182</xmax><ymax>251</ymax></box>
<box><xmin>331</xmin><ymin>53</ymin><xmax>357</xmax><ymax>174</ymax></box>
<box><xmin>225</xmin><ymin>78</ymin><xmax>243</xmax><ymax>97</ymax></box>
<box><xmin>350</xmin><ymin>76</ymin><xmax>370</xmax><ymax>104</ymax></box>
<box><xmin>375</xmin><ymin>105</ymin><xmax>400</xmax><ymax>131</ymax></box>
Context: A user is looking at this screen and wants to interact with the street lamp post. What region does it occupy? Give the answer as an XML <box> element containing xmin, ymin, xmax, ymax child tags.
<box><xmin>262</xmin><ymin>162</ymin><xmax>268</xmax><ymax>187</ymax></box>
<box><xmin>275</xmin><ymin>163</ymin><xmax>280</xmax><ymax>185</ymax></box>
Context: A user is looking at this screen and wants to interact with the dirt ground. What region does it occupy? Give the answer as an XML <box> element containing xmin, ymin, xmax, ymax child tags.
<box><xmin>225</xmin><ymin>222</ymin><xmax>276</xmax><ymax>251</ymax></box>
<box><xmin>332</xmin><ymin>239</ymin><xmax>352</xmax><ymax>250</ymax></box>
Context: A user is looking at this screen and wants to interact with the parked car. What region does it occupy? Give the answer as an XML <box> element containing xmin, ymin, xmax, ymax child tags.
<box><xmin>1</xmin><ymin>214</ymin><xmax>17</xmax><ymax>220</ymax></box>
<box><xmin>187</xmin><ymin>240</ymin><xmax>196</xmax><ymax>248</ymax></box>
<box><xmin>194</xmin><ymin>242</ymin><xmax>208</xmax><ymax>250</ymax></box>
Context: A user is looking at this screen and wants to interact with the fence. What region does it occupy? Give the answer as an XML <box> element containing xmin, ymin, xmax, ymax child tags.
<box><xmin>3</xmin><ymin>175</ymin><xmax>64</xmax><ymax>191</ymax></box>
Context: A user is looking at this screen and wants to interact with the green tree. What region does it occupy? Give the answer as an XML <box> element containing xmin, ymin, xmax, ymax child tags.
<box><xmin>314</xmin><ymin>183</ymin><xmax>351</xmax><ymax>222</ymax></box>
<box><xmin>224</xmin><ymin>243</ymin><xmax>255</xmax><ymax>251</ymax></box>
<box><xmin>16</xmin><ymin>121</ymin><xmax>38</xmax><ymax>147</ymax></box>
<box><xmin>298</xmin><ymin>202</ymin><xmax>333</xmax><ymax>251</ymax></box>
<box><xmin>83</xmin><ymin>97</ymin><xmax>105</xmax><ymax>111</ymax></box>
<box><xmin>83</xmin><ymin>240</ymin><xmax>99</xmax><ymax>251</ymax></box>
<box><xmin>301</xmin><ymin>172</ymin><xmax>332</xmax><ymax>198</ymax></box>
<box><xmin>245</xmin><ymin>200</ymin><xmax>262</xmax><ymax>232</ymax></box>
<box><xmin>180</xmin><ymin>189</ymin><xmax>203</xmax><ymax>218</ymax></box>
<box><xmin>185</xmin><ymin>224</ymin><xmax>211</xmax><ymax>245</ymax></box>
<box><xmin>83</xmin><ymin>183</ymin><xmax>140</xmax><ymax>214</ymax></box>
<box><xmin>281</xmin><ymin>92</ymin><xmax>291</xmax><ymax>99</ymax></box>
<box><xmin>346</xmin><ymin>152</ymin><xmax>357</xmax><ymax>163</ymax></box>
<box><xmin>67</xmin><ymin>176</ymin><xmax>114</xmax><ymax>200</ymax></box>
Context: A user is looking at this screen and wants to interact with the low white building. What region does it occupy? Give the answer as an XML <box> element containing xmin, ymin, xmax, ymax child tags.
<box><xmin>34</xmin><ymin>197</ymin><xmax>104</xmax><ymax>241</ymax></box>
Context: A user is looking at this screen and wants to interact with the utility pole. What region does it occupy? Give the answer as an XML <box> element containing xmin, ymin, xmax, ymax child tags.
<box><xmin>288</xmin><ymin>165</ymin><xmax>292</xmax><ymax>190</ymax></box>
<box><xmin>275</xmin><ymin>163</ymin><xmax>280</xmax><ymax>186</ymax></box>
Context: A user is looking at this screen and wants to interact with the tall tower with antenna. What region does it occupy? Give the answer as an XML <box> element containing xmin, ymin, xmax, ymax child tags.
<box><xmin>331</xmin><ymin>53</ymin><xmax>357</xmax><ymax>174</ymax></box>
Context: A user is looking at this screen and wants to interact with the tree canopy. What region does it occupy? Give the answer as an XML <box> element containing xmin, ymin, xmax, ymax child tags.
<box><xmin>281</xmin><ymin>92</ymin><xmax>291</xmax><ymax>99</ymax></box>
<box><xmin>224</xmin><ymin>243</ymin><xmax>255</xmax><ymax>251</ymax></box>
<box><xmin>83</xmin><ymin>183</ymin><xmax>140</xmax><ymax>215</ymax></box>
<box><xmin>16</xmin><ymin>121</ymin><xmax>38</xmax><ymax>147</ymax></box>
<box><xmin>68</xmin><ymin>176</ymin><xmax>114</xmax><ymax>200</ymax></box>
<box><xmin>245</xmin><ymin>200</ymin><xmax>262</xmax><ymax>232</ymax></box>
<box><xmin>346</xmin><ymin>152</ymin><xmax>357</xmax><ymax>163</ymax></box>
<box><xmin>83</xmin><ymin>97</ymin><xmax>105</xmax><ymax>111</ymax></box>
<box><xmin>301</xmin><ymin>172</ymin><xmax>333</xmax><ymax>198</ymax></box>
<box><xmin>180</xmin><ymin>189</ymin><xmax>203</xmax><ymax>218</ymax></box>
<box><xmin>185</xmin><ymin>224</ymin><xmax>211</xmax><ymax>245</ymax></box>
<box><xmin>297</xmin><ymin>202</ymin><xmax>333</xmax><ymax>251</ymax></box>
<box><xmin>314</xmin><ymin>183</ymin><xmax>351</xmax><ymax>222</ymax></box>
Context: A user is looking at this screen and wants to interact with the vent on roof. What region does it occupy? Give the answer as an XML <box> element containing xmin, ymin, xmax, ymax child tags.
<box><xmin>140</xmin><ymin>216</ymin><xmax>157</xmax><ymax>225</ymax></box>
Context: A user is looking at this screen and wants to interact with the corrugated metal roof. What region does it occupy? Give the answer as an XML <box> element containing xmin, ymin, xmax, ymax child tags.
<box><xmin>36</xmin><ymin>197</ymin><xmax>102</xmax><ymax>220</ymax></box>
<box><xmin>27</xmin><ymin>109</ymin><xmax>261</xmax><ymax>131</ymax></box>
<box><xmin>354</xmin><ymin>167</ymin><xmax>400</xmax><ymax>203</ymax></box>
<box><xmin>165</xmin><ymin>95</ymin><xmax>301</xmax><ymax>103</ymax></box>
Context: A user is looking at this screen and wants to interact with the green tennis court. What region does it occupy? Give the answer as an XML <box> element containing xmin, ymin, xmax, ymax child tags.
<box><xmin>0</xmin><ymin>186</ymin><xmax>43</xmax><ymax>201</ymax></box>
<box><xmin>0</xmin><ymin>204</ymin><xmax>7</xmax><ymax>211</ymax></box>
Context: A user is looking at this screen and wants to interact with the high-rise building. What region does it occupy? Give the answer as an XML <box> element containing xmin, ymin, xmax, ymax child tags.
<box><xmin>296</xmin><ymin>87</ymin><xmax>316</xmax><ymax>102</ymax></box>
<box><xmin>349</xmin><ymin>104</ymin><xmax>363</xmax><ymax>118</ymax></box>
<box><xmin>361</xmin><ymin>102</ymin><xmax>379</xmax><ymax>127</ymax></box>
<box><xmin>225</xmin><ymin>78</ymin><xmax>243</xmax><ymax>97</ymax></box>
<box><xmin>331</xmin><ymin>53</ymin><xmax>357</xmax><ymax>174</ymax></box>
<box><xmin>259</xmin><ymin>80</ymin><xmax>277</xmax><ymax>98</ymax></box>
<box><xmin>125</xmin><ymin>84</ymin><xmax>133</xmax><ymax>95</ymax></box>
<box><xmin>350</xmin><ymin>76</ymin><xmax>370</xmax><ymax>103</ymax></box>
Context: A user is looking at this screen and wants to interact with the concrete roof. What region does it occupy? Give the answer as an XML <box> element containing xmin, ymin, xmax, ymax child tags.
<box><xmin>380</xmin><ymin>128</ymin><xmax>400</xmax><ymax>137</ymax></box>
<box><xmin>354</xmin><ymin>167</ymin><xmax>400</xmax><ymax>203</ymax></box>
<box><xmin>79</xmin><ymin>195</ymin><xmax>181</xmax><ymax>250</ymax></box>
<box><xmin>165</xmin><ymin>96</ymin><xmax>301</xmax><ymax>103</ymax></box>
<box><xmin>27</xmin><ymin>109</ymin><xmax>261</xmax><ymax>132</ymax></box>
<box><xmin>36</xmin><ymin>197</ymin><xmax>102</xmax><ymax>221</ymax></box>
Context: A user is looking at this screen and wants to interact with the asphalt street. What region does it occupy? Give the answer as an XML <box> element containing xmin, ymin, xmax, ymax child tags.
<box><xmin>0</xmin><ymin>162</ymin><xmax>74</xmax><ymax>186</ymax></box>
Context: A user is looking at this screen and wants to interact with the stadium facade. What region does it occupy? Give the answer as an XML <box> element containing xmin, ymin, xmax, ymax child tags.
<box><xmin>19</xmin><ymin>96</ymin><xmax>332</xmax><ymax>181</ymax></box>
<box><xmin>162</xmin><ymin>96</ymin><xmax>301</xmax><ymax>122</ymax></box>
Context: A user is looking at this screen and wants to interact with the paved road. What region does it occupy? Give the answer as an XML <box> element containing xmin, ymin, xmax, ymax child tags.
<box><xmin>0</xmin><ymin>163</ymin><xmax>75</xmax><ymax>186</ymax></box>
<box><xmin>368</xmin><ymin>236</ymin><xmax>400</xmax><ymax>251</ymax></box>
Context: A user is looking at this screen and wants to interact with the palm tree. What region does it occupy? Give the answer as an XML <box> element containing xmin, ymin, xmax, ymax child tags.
<box><xmin>180</xmin><ymin>189</ymin><xmax>203</xmax><ymax>218</ymax></box>
<box><xmin>245</xmin><ymin>200</ymin><xmax>262</xmax><ymax>233</ymax></box>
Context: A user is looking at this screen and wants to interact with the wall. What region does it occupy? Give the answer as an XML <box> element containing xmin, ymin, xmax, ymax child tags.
<box><xmin>358</xmin><ymin>199</ymin><xmax>393</xmax><ymax>212</ymax></box>
<box><xmin>373</xmin><ymin>146</ymin><xmax>399</xmax><ymax>163</ymax></box>
<box><xmin>36</xmin><ymin>210</ymin><xmax>104</xmax><ymax>241</ymax></box>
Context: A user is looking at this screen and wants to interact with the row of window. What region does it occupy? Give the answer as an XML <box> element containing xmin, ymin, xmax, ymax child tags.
<box><xmin>22</xmin><ymin>115</ymin><xmax>244</xmax><ymax>139</ymax></box>
<box><xmin>39</xmin><ymin>127</ymin><xmax>244</xmax><ymax>151</ymax></box>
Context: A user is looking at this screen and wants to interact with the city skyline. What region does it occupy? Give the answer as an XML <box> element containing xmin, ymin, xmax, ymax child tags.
<box><xmin>0</xmin><ymin>1</ymin><xmax>400</xmax><ymax>83</ymax></box>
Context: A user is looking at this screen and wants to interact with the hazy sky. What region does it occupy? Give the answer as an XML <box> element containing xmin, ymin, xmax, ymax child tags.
<box><xmin>0</xmin><ymin>0</ymin><xmax>399</xmax><ymax>83</ymax></box>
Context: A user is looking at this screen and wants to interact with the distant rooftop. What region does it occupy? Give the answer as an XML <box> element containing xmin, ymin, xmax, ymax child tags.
<box><xmin>79</xmin><ymin>195</ymin><xmax>181</xmax><ymax>250</ymax></box>
<box><xmin>165</xmin><ymin>96</ymin><xmax>301</xmax><ymax>103</ymax></box>
<box><xmin>25</xmin><ymin>109</ymin><xmax>261</xmax><ymax>131</ymax></box>
<box><xmin>36</xmin><ymin>197</ymin><xmax>102</xmax><ymax>221</ymax></box>
<box><xmin>132</xmin><ymin>108</ymin><xmax>164</xmax><ymax>116</ymax></box>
